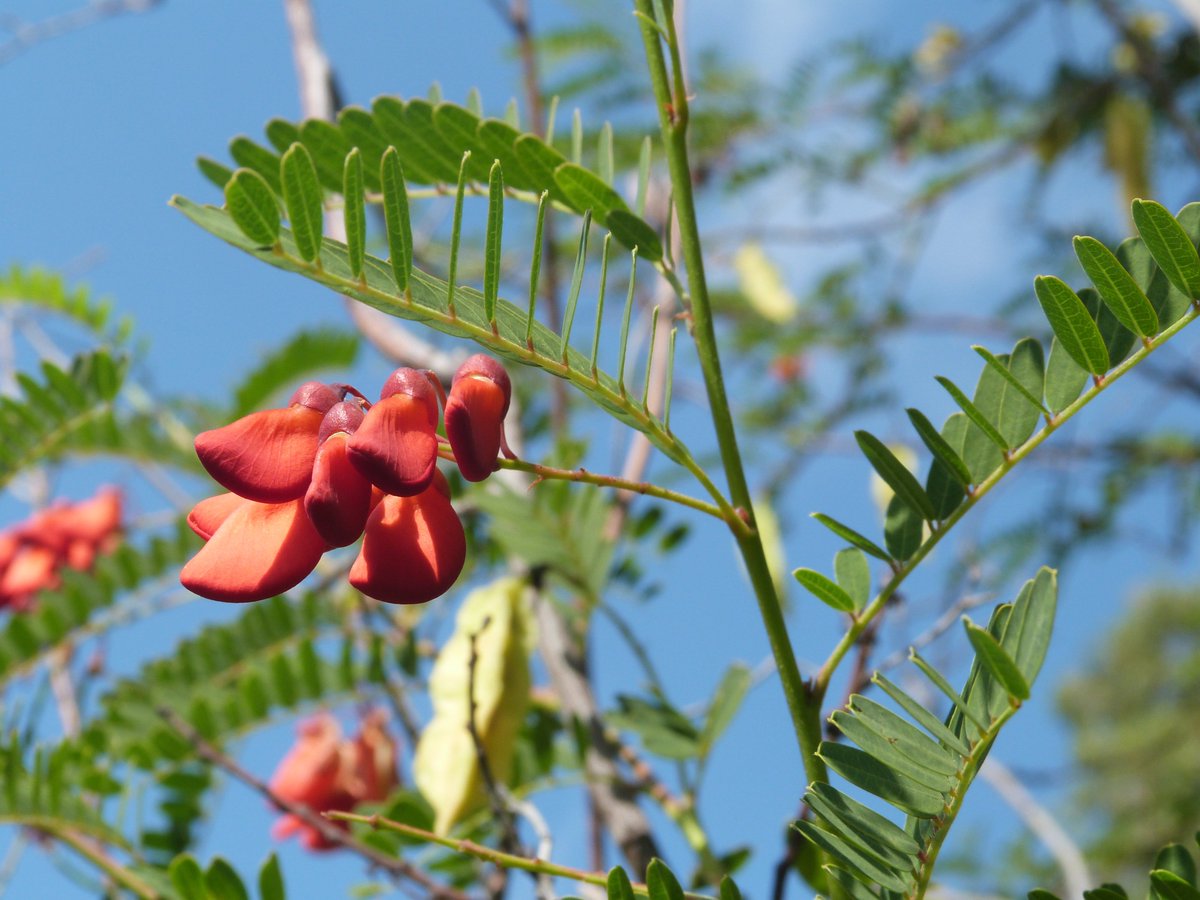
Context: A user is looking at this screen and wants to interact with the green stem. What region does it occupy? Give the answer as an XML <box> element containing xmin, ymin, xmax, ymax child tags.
<box><xmin>814</xmin><ymin>303</ymin><xmax>1200</xmax><ymax>698</ymax></box>
<box><xmin>328</xmin><ymin>811</ymin><xmax>715</xmax><ymax>900</ymax></box>
<box><xmin>50</xmin><ymin>829</ymin><xmax>159</xmax><ymax>899</ymax></box>
<box><xmin>632</xmin><ymin>0</ymin><xmax>822</xmax><ymax>782</ymax></box>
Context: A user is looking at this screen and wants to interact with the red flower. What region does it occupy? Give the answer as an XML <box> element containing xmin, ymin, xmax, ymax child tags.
<box><xmin>0</xmin><ymin>487</ymin><xmax>123</xmax><ymax>611</ymax></box>
<box><xmin>270</xmin><ymin>710</ymin><xmax>399</xmax><ymax>852</ymax></box>
<box><xmin>444</xmin><ymin>354</ymin><xmax>512</xmax><ymax>482</ymax></box>
<box><xmin>349</xmin><ymin>471</ymin><xmax>466</xmax><ymax>605</ymax></box>
<box><xmin>304</xmin><ymin>401</ymin><xmax>373</xmax><ymax>548</ymax></box>
<box><xmin>194</xmin><ymin>381</ymin><xmax>339</xmax><ymax>503</ymax></box>
<box><xmin>346</xmin><ymin>368</ymin><xmax>440</xmax><ymax>497</ymax></box>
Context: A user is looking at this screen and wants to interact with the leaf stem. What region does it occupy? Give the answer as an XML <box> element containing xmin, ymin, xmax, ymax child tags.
<box><xmin>482</xmin><ymin>453</ymin><xmax>732</xmax><ymax>523</ymax></box>
<box><xmin>631</xmin><ymin>0</ymin><xmax>821</xmax><ymax>780</ymax></box>
<box><xmin>814</xmin><ymin>303</ymin><xmax>1200</xmax><ymax>697</ymax></box>
<box><xmin>327</xmin><ymin>811</ymin><xmax>716</xmax><ymax>900</ymax></box>
<box><xmin>50</xmin><ymin>829</ymin><xmax>160</xmax><ymax>900</ymax></box>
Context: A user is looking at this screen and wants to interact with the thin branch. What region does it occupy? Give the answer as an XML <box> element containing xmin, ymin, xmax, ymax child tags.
<box><xmin>0</xmin><ymin>0</ymin><xmax>161</xmax><ymax>67</ymax></box>
<box><xmin>329</xmin><ymin>811</ymin><xmax>715</xmax><ymax>900</ymax></box>
<box><xmin>157</xmin><ymin>707</ymin><xmax>468</xmax><ymax>900</ymax></box>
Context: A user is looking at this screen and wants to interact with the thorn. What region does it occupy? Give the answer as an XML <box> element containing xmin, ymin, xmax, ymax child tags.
<box><xmin>527</xmin><ymin>475</ymin><xmax>545</xmax><ymax>491</ymax></box>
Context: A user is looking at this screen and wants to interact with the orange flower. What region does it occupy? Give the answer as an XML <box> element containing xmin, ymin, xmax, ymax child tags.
<box><xmin>0</xmin><ymin>487</ymin><xmax>123</xmax><ymax>611</ymax></box>
<box><xmin>444</xmin><ymin>354</ymin><xmax>512</xmax><ymax>482</ymax></box>
<box><xmin>180</xmin><ymin>497</ymin><xmax>327</xmax><ymax>603</ymax></box>
<box><xmin>270</xmin><ymin>711</ymin><xmax>399</xmax><ymax>852</ymax></box>
<box><xmin>194</xmin><ymin>381</ymin><xmax>339</xmax><ymax>503</ymax></box>
<box><xmin>349</xmin><ymin>471</ymin><xmax>466</xmax><ymax>605</ymax></box>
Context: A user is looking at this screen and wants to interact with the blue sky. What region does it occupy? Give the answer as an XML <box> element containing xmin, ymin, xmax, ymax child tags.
<box><xmin>2</xmin><ymin>1</ymin><xmax>1198</xmax><ymax>897</ymax></box>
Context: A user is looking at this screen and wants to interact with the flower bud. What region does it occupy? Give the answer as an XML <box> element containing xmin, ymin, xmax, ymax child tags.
<box><xmin>346</xmin><ymin>369</ymin><xmax>440</xmax><ymax>497</ymax></box>
<box><xmin>305</xmin><ymin>402</ymin><xmax>373</xmax><ymax>548</ymax></box>
<box><xmin>444</xmin><ymin>354</ymin><xmax>511</xmax><ymax>482</ymax></box>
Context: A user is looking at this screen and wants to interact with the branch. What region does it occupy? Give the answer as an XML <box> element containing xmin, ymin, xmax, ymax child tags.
<box><xmin>328</xmin><ymin>811</ymin><xmax>715</xmax><ymax>900</ymax></box>
<box><xmin>0</xmin><ymin>0</ymin><xmax>161</xmax><ymax>67</ymax></box>
<box><xmin>157</xmin><ymin>708</ymin><xmax>468</xmax><ymax>899</ymax></box>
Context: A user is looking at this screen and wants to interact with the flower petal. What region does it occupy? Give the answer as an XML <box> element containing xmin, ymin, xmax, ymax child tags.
<box><xmin>180</xmin><ymin>497</ymin><xmax>326</xmax><ymax>602</ymax></box>
<box><xmin>345</xmin><ymin>394</ymin><xmax>438</xmax><ymax>497</ymax></box>
<box><xmin>445</xmin><ymin>376</ymin><xmax>508</xmax><ymax>482</ymax></box>
<box><xmin>349</xmin><ymin>478</ymin><xmax>465</xmax><ymax>604</ymax></box>
<box><xmin>186</xmin><ymin>492</ymin><xmax>245</xmax><ymax>541</ymax></box>
<box><xmin>194</xmin><ymin>406</ymin><xmax>323</xmax><ymax>502</ymax></box>
<box><xmin>304</xmin><ymin>433</ymin><xmax>373</xmax><ymax>548</ymax></box>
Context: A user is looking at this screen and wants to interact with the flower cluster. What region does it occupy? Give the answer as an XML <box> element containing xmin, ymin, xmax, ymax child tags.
<box><xmin>0</xmin><ymin>487</ymin><xmax>122</xmax><ymax>611</ymax></box>
<box><xmin>180</xmin><ymin>354</ymin><xmax>512</xmax><ymax>605</ymax></box>
<box><xmin>269</xmin><ymin>710</ymin><xmax>399</xmax><ymax>851</ymax></box>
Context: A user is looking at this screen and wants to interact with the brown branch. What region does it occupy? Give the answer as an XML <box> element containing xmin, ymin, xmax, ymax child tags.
<box><xmin>157</xmin><ymin>707</ymin><xmax>468</xmax><ymax>900</ymax></box>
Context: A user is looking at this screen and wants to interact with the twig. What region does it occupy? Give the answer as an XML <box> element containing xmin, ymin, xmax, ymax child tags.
<box><xmin>978</xmin><ymin>757</ymin><xmax>1091</xmax><ymax>898</ymax></box>
<box><xmin>156</xmin><ymin>707</ymin><xmax>468</xmax><ymax>899</ymax></box>
<box><xmin>329</xmin><ymin>811</ymin><xmax>716</xmax><ymax>900</ymax></box>
<box><xmin>0</xmin><ymin>0</ymin><xmax>161</xmax><ymax>67</ymax></box>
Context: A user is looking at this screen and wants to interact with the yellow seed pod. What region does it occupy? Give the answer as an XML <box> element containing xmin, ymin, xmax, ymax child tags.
<box><xmin>734</xmin><ymin>243</ymin><xmax>798</xmax><ymax>324</ymax></box>
<box><xmin>413</xmin><ymin>577</ymin><xmax>533</xmax><ymax>834</ymax></box>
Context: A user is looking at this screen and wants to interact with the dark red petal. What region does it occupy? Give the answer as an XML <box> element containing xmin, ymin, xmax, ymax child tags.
<box><xmin>318</xmin><ymin>400</ymin><xmax>366</xmax><ymax>443</ymax></box>
<box><xmin>379</xmin><ymin>369</ymin><xmax>440</xmax><ymax>424</ymax></box>
<box><xmin>445</xmin><ymin>376</ymin><xmax>508</xmax><ymax>482</ymax></box>
<box><xmin>304</xmin><ymin>434</ymin><xmax>374</xmax><ymax>548</ymax></box>
<box><xmin>345</xmin><ymin>394</ymin><xmax>438</xmax><ymax>497</ymax></box>
<box><xmin>452</xmin><ymin>354</ymin><xmax>511</xmax><ymax>413</ymax></box>
<box><xmin>290</xmin><ymin>381</ymin><xmax>341</xmax><ymax>413</ymax></box>
<box><xmin>187</xmin><ymin>492</ymin><xmax>245</xmax><ymax>541</ymax></box>
<box><xmin>179</xmin><ymin>498</ymin><xmax>326</xmax><ymax>602</ymax></box>
<box><xmin>349</xmin><ymin>485</ymin><xmax>466</xmax><ymax>605</ymax></box>
<box><xmin>195</xmin><ymin>406</ymin><xmax>323</xmax><ymax>502</ymax></box>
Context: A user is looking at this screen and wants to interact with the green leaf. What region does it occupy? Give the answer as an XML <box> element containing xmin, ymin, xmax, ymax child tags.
<box><xmin>1151</xmin><ymin>872</ymin><xmax>1200</xmax><ymax>900</ymax></box>
<box><xmin>971</xmin><ymin>345</ymin><xmax>1048</xmax><ymax>418</ymax></box>
<box><xmin>1034</xmin><ymin>276</ymin><xmax>1109</xmax><ymax>375</ymax></box>
<box><xmin>197</xmin><ymin>156</ymin><xmax>233</xmax><ymax>190</ymax></box>
<box><xmin>824</xmin><ymin>864</ymin><xmax>889</xmax><ymax>900</ymax></box>
<box><xmin>834</xmin><ymin>548</ymin><xmax>870</xmax><ymax>611</ymax></box>
<box><xmin>793</xmin><ymin>568</ymin><xmax>856</xmax><ymax>612</ymax></box>
<box><xmin>793</xmin><ymin>821</ymin><xmax>912</xmax><ymax>893</ymax></box>
<box><xmin>830</xmin><ymin>710</ymin><xmax>956</xmax><ymax>792</ymax></box>
<box><xmin>265</xmin><ymin>118</ymin><xmax>300</xmax><ymax>153</ymax></box>
<box><xmin>700</xmin><ymin>663</ymin><xmax>751</xmax><ymax>753</ymax></box>
<box><xmin>205</xmin><ymin>857</ymin><xmax>249</xmax><ymax>900</ymax></box>
<box><xmin>259</xmin><ymin>854</ymin><xmax>286</xmax><ymax>900</ymax></box>
<box><xmin>1028</xmin><ymin>891</ymin><xmax>1064</xmax><ymax>900</ymax></box>
<box><xmin>224</xmin><ymin>169</ymin><xmax>279</xmax><ymax>246</ymax></box>
<box><xmin>168</xmin><ymin>855</ymin><xmax>207</xmax><ymax>900</ymax></box>
<box><xmin>924</xmin><ymin>413</ymin><xmax>968</xmax><ymax>519</ymax></box>
<box><xmin>883</xmin><ymin>495</ymin><xmax>923</xmax><ymax>562</ymax></box>
<box><xmin>380</xmin><ymin>147</ymin><xmax>413</xmax><ymax>294</ymax></box>
<box><xmin>1001</xmin><ymin>567</ymin><xmax>1057</xmax><ymax>687</ymax></box>
<box><xmin>298</xmin><ymin>118</ymin><xmax>350</xmax><ymax>193</ymax></box>
<box><xmin>608</xmin><ymin>210</ymin><xmax>663</xmax><ymax>262</ymax></box>
<box><xmin>336</xmin><ymin>106</ymin><xmax>388</xmax><ymax>191</ymax></box>
<box><xmin>646</xmin><ymin>859</ymin><xmax>685</xmax><ymax>900</ymax></box>
<box><xmin>280</xmin><ymin>143</ymin><xmax>323</xmax><ymax>263</ymax></box>
<box><xmin>484</xmin><ymin>160</ymin><xmax>504</xmax><ymax>325</ymax></box>
<box><xmin>805</xmin><ymin>782</ymin><xmax>921</xmax><ymax>859</ymax></box>
<box><xmin>818</xmin><ymin>742</ymin><xmax>947</xmax><ymax>818</ymax></box>
<box><xmin>907</xmin><ymin>407</ymin><xmax>972</xmax><ymax>489</ymax></box>
<box><xmin>1133</xmin><ymin>199</ymin><xmax>1200</xmax><ymax>299</ymax></box>
<box><xmin>370</xmin><ymin>97</ymin><xmax>447</xmax><ymax>183</ymax></box>
<box><xmin>229</xmin><ymin>137</ymin><xmax>282</xmax><ymax>195</ymax></box>
<box><xmin>607</xmin><ymin>867</ymin><xmax>636</xmax><ymax>900</ymax></box>
<box><xmin>855</xmin><ymin>431</ymin><xmax>936</xmax><ymax>521</ymax></box>
<box><xmin>555</xmin><ymin>162</ymin><xmax>625</xmax><ymax>216</ymax></box>
<box><xmin>1074</xmin><ymin>235</ymin><xmax>1159</xmax><ymax>337</ymax></box>
<box><xmin>810</xmin><ymin>513</ymin><xmax>891</xmax><ymax>562</ymax></box>
<box><xmin>935</xmin><ymin>376</ymin><xmax>1010</xmax><ymax>459</ymax></box>
<box><xmin>963</xmin><ymin>618</ymin><xmax>1030</xmax><ymax>700</ymax></box>
<box><xmin>719</xmin><ymin>877</ymin><xmax>743</xmax><ymax>900</ymax></box>
<box><xmin>431</xmin><ymin>103</ymin><xmax>492</xmax><ymax>182</ymax></box>
<box><xmin>343</xmin><ymin>148</ymin><xmax>366</xmax><ymax>279</ymax></box>
<box><xmin>1156</xmin><ymin>844</ymin><xmax>1198</xmax><ymax>887</ymax></box>
<box><xmin>871</xmin><ymin>673</ymin><xmax>971</xmax><ymax>757</ymax></box>
<box><xmin>173</xmin><ymin>197</ymin><xmax>690</xmax><ymax>466</ymax></box>
<box><xmin>845</xmin><ymin>696</ymin><xmax>961</xmax><ymax>776</ymax></box>
<box><xmin>1044</xmin><ymin>336</ymin><xmax>1089</xmax><ymax>414</ymax></box>
<box><xmin>1084</xmin><ymin>887</ymin><xmax>1130</xmax><ymax>900</ymax></box>
<box><xmin>1079</xmin><ymin>287</ymin><xmax>1137</xmax><ymax>369</ymax></box>
<box><xmin>405</xmin><ymin>99</ymin><xmax>470</xmax><ymax>183</ymax></box>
